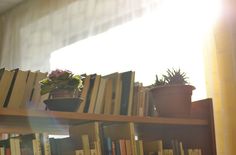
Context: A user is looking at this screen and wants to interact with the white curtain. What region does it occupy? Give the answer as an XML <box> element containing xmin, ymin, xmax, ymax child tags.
<box><xmin>0</xmin><ymin>0</ymin><xmax>159</xmax><ymax>72</ymax></box>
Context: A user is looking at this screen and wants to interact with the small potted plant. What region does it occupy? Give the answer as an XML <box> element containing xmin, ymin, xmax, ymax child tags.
<box><xmin>150</xmin><ymin>69</ymin><xmax>195</xmax><ymax>117</ymax></box>
<box><xmin>40</xmin><ymin>69</ymin><xmax>83</xmax><ymax>111</ymax></box>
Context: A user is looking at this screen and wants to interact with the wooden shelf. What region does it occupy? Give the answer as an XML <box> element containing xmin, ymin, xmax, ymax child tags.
<box><xmin>0</xmin><ymin>108</ymin><xmax>208</xmax><ymax>134</ymax></box>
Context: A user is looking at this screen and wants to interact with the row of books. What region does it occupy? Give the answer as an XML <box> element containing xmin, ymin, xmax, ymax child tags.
<box><xmin>0</xmin><ymin>133</ymin><xmax>51</xmax><ymax>155</ymax></box>
<box><xmin>0</xmin><ymin>68</ymin><xmax>47</xmax><ymax>109</ymax></box>
<box><xmin>0</xmin><ymin>135</ymin><xmax>202</xmax><ymax>155</ymax></box>
<box><xmin>69</xmin><ymin>122</ymin><xmax>203</xmax><ymax>155</ymax></box>
<box><xmin>143</xmin><ymin>139</ymin><xmax>202</xmax><ymax>155</ymax></box>
<box><xmin>0</xmin><ymin>121</ymin><xmax>203</xmax><ymax>155</ymax></box>
<box><xmin>78</xmin><ymin>72</ymin><xmax>157</xmax><ymax>116</ymax></box>
<box><xmin>0</xmin><ymin>68</ymin><xmax>154</xmax><ymax>116</ymax></box>
<box><xmin>77</xmin><ymin>71</ymin><xmax>135</xmax><ymax>116</ymax></box>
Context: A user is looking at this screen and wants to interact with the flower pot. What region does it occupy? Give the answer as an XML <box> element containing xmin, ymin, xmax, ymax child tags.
<box><xmin>50</xmin><ymin>89</ymin><xmax>76</xmax><ymax>99</ymax></box>
<box><xmin>44</xmin><ymin>98</ymin><xmax>82</xmax><ymax>112</ymax></box>
<box><xmin>150</xmin><ymin>85</ymin><xmax>195</xmax><ymax>117</ymax></box>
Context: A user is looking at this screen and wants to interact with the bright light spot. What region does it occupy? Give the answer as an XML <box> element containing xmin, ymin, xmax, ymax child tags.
<box><xmin>50</xmin><ymin>0</ymin><xmax>222</xmax><ymax>101</ymax></box>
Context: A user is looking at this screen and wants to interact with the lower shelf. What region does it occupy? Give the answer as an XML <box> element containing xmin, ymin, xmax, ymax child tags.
<box><xmin>0</xmin><ymin>108</ymin><xmax>208</xmax><ymax>134</ymax></box>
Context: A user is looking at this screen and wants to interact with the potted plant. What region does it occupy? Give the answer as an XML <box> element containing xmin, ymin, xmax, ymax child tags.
<box><xmin>150</xmin><ymin>69</ymin><xmax>195</xmax><ymax>117</ymax></box>
<box><xmin>40</xmin><ymin>69</ymin><xmax>83</xmax><ymax>111</ymax></box>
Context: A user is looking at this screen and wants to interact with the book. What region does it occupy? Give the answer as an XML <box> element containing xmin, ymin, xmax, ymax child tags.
<box><xmin>88</xmin><ymin>75</ymin><xmax>101</xmax><ymax>113</ymax></box>
<box><xmin>69</xmin><ymin>122</ymin><xmax>102</xmax><ymax>155</ymax></box>
<box><xmin>4</xmin><ymin>69</ymin><xmax>28</xmax><ymax>108</ymax></box>
<box><xmin>42</xmin><ymin>133</ymin><xmax>51</xmax><ymax>155</ymax></box>
<box><xmin>90</xmin><ymin>149</ymin><xmax>96</xmax><ymax>155</ymax></box>
<box><xmin>49</xmin><ymin>138</ymin><xmax>58</xmax><ymax>155</ymax></box>
<box><xmin>54</xmin><ymin>137</ymin><xmax>75</xmax><ymax>155</ymax></box>
<box><xmin>14</xmin><ymin>138</ymin><xmax>21</xmax><ymax>155</ymax></box>
<box><xmin>30</xmin><ymin>71</ymin><xmax>47</xmax><ymax>109</ymax></box>
<box><xmin>103</xmin><ymin>123</ymin><xmax>137</xmax><ymax>155</ymax></box>
<box><xmin>143</xmin><ymin>140</ymin><xmax>163</xmax><ymax>155</ymax></box>
<box><xmin>103</xmin><ymin>79</ymin><xmax>113</xmax><ymax>114</ymax></box>
<box><xmin>10</xmin><ymin>138</ymin><xmax>16</xmax><ymax>155</ymax></box>
<box><xmin>21</xmin><ymin>71</ymin><xmax>37</xmax><ymax>108</ymax></box>
<box><xmin>179</xmin><ymin>142</ymin><xmax>184</xmax><ymax>155</ymax></box>
<box><xmin>20</xmin><ymin>133</ymin><xmax>46</xmax><ymax>155</ymax></box>
<box><xmin>32</xmin><ymin>139</ymin><xmax>42</xmax><ymax>155</ymax></box>
<box><xmin>103</xmin><ymin>137</ymin><xmax>112</xmax><ymax>155</ymax></box>
<box><xmin>0</xmin><ymin>69</ymin><xmax>15</xmax><ymax>107</ymax></box>
<box><xmin>83</xmin><ymin>74</ymin><xmax>96</xmax><ymax>113</ymax></box>
<box><xmin>81</xmin><ymin>135</ymin><xmax>91</xmax><ymax>155</ymax></box>
<box><xmin>120</xmin><ymin>71</ymin><xmax>135</xmax><ymax>115</ymax></box>
<box><xmin>119</xmin><ymin>139</ymin><xmax>126</xmax><ymax>155</ymax></box>
<box><xmin>114</xmin><ymin>140</ymin><xmax>121</xmax><ymax>155</ymax></box>
<box><xmin>75</xmin><ymin>150</ymin><xmax>84</xmax><ymax>155</ymax></box>
<box><xmin>125</xmin><ymin>140</ymin><xmax>132</xmax><ymax>155</ymax></box>
<box><xmin>103</xmin><ymin>72</ymin><xmax>122</xmax><ymax>115</ymax></box>
<box><xmin>0</xmin><ymin>147</ymin><xmax>5</xmax><ymax>155</ymax></box>
<box><xmin>94</xmin><ymin>78</ymin><xmax>106</xmax><ymax>114</ymax></box>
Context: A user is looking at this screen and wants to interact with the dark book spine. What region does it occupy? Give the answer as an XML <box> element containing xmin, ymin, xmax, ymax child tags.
<box><xmin>99</xmin><ymin>124</ymin><xmax>105</xmax><ymax>155</ymax></box>
<box><xmin>3</xmin><ymin>69</ymin><xmax>19</xmax><ymax>107</ymax></box>
<box><xmin>83</xmin><ymin>74</ymin><xmax>96</xmax><ymax>113</ymax></box>
<box><xmin>49</xmin><ymin>138</ymin><xmax>58</xmax><ymax>155</ymax></box>
<box><xmin>120</xmin><ymin>71</ymin><xmax>132</xmax><ymax>115</ymax></box>
<box><xmin>115</xmin><ymin>140</ymin><xmax>121</xmax><ymax>155</ymax></box>
<box><xmin>104</xmin><ymin>137</ymin><xmax>112</xmax><ymax>155</ymax></box>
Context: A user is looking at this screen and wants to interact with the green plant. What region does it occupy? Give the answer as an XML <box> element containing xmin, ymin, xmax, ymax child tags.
<box><xmin>154</xmin><ymin>75</ymin><xmax>166</xmax><ymax>86</ymax></box>
<box><xmin>40</xmin><ymin>69</ymin><xmax>83</xmax><ymax>95</ymax></box>
<box><xmin>154</xmin><ymin>68</ymin><xmax>188</xmax><ymax>86</ymax></box>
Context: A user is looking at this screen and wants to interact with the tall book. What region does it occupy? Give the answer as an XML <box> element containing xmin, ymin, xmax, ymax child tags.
<box><xmin>81</xmin><ymin>135</ymin><xmax>91</xmax><ymax>155</ymax></box>
<box><xmin>83</xmin><ymin>74</ymin><xmax>96</xmax><ymax>113</ymax></box>
<box><xmin>42</xmin><ymin>133</ymin><xmax>51</xmax><ymax>155</ymax></box>
<box><xmin>88</xmin><ymin>75</ymin><xmax>101</xmax><ymax>113</ymax></box>
<box><xmin>21</xmin><ymin>71</ymin><xmax>37</xmax><ymax>108</ymax></box>
<box><xmin>30</xmin><ymin>71</ymin><xmax>48</xmax><ymax>109</ymax></box>
<box><xmin>119</xmin><ymin>139</ymin><xmax>127</xmax><ymax>155</ymax></box>
<box><xmin>103</xmin><ymin>73</ymin><xmax>122</xmax><ymax>115</ymax></box>
<box><xmin>103</xmin><ymin>79</ymin><xmax>113</xmax><ymax>114</ymax></box>
<box><xmin>0</xmin><ymin>147</ymin><xmax>4</xmax><ymax>155</ymax></box>
<box><xmin>136</xmin><ymin>140</ymin><xmax>144</xmax><ymax>155</ymax></box>
<box><xmin>125</xmin><ymin>140</ymin><xmax>132</xmax><ymax>155</ymax></box>
<box><xmin>103</xmin><ymin>137</ymin><xmax>112</xmax><ymax>155</ymax></box>
<box><xmin>94</xmin><ymin>78</ymin><xmax>107</xmax><ymax>114</ymax></box>
<box><xmin>120</xmin><ymin>71</ymin><xmax>135</xmax><ymax>115</ymax></box>
<box><xmin>4</xmin><ymin>69</ymin><xmax>28</xmax><ymax>108</ymax></box>
<box><xmin>0</xmin><ymin>68</ymin><xmax>15</xmax><ymax>107</ymax></box>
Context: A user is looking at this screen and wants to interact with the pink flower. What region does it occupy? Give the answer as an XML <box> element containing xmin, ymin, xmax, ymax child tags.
<box><xmin>49</xmin><ymin>69</ymin><xmax>71</xmax><ymax>79</ymax></box>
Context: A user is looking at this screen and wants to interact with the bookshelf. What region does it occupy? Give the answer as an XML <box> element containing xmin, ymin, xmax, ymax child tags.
<box><xmin>0</xmin><ymin>99</ymin><xmax>216</xmax><ymax>155</ymax></box>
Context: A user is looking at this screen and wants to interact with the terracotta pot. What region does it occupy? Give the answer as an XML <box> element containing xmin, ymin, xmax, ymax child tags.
<box><xmin>150</xmin><ymin>85</ymin><xmax>195</xmax><ymax>117</ymax></box>
<box><xmin>50</xmin><ymin>89</ymin><xmax>75</xmax><ymax>99</ymax></box>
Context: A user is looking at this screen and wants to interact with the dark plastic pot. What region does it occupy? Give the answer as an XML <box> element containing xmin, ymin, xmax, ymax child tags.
<box><xmin>44</xmin><ymin>98</ymin><xmax>82</xmax><ymax>112</ymax></box>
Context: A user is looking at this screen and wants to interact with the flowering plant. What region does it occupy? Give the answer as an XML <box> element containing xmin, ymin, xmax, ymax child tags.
<box><xmin>40</xmin><ymin>69</ymin><xmax>83</xmax><ymax>95</ymax></box>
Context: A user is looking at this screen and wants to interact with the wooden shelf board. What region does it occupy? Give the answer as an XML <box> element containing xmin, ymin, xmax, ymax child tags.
<box><xmin>0</xmin><ymin>108</ymin><xmax>208</xmax><ymax>126</ymax></box>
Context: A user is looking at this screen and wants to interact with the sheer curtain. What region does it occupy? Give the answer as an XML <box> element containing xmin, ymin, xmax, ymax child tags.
<box><xmin>204</xmin><ymin>1</ymin><xmax>236</xmax><ymax>154</ymax></box>
<box><xmin>0</xmin><ymin>0</ymin><xmax>159</xmax><ymax>71</ymax></box>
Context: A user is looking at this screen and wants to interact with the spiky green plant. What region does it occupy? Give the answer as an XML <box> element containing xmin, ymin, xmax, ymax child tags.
<box><xmin>163</xmin><ymin>68</ymin><xmax>188</xmax><ymax>85</ymax></box>
<box><xmin>154</xmin><ymin>68</ymin><xmax>188</xmax><ymax>86</ymax></box>
<box><xmin>154</xmin><ymin>75</ymin><xmax>166</xmax><ymax>86</ymax></box>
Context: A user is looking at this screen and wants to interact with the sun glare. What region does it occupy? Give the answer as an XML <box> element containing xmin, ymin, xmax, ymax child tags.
<box><xmin>50</xmin><ymin>0</ymin><xmax>222</xmax><ymax>101</ymax></box>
